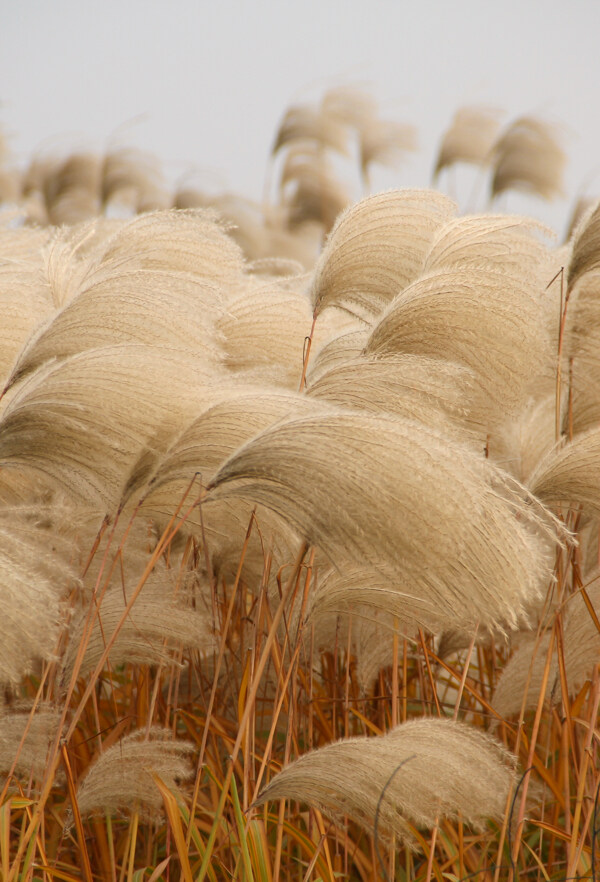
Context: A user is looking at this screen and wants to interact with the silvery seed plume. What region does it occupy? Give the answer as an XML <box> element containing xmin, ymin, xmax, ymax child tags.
<box><xmin>492</xmin><ymin>394</ymin><xmax>558</xmax><ymax>483</ymax></box>
<box><xmin>61</xmin><ymin>567</ymin><xmax>215</xmax><ymax>682</ymax></box>
<box><xmin>97</xmin><ymin>208</ymin><xmax>246</xmax><ymax>294</ymax></box>
<box><xmin>304</xmin><ymin>563</ymin><xmax>464</xmax><ymax>640</ymax></box>
<box><xmin>253</xmin><ymin>718</ymin><xmax>517</xmax><ymax>848</ymax></box>
<box><xmin>433</xmin><ymin>106</ymin><xmax>503</xmax><ymax>179</ymax></box>
<box><xmin>0</xmin><ymin>703</ymin><xmax>61</xmax><ymax>784</ymax></box>
<box><xmin>422</xmin><ymin>215</ymin><xmax>553</xmax><ymax>292</ymax></box>
<box><xmin>566</xmin><ymin>198</ymin><xmax>600</xmax><ymax>292</ymax></box>
<box><xmin>0</xmin><ymin>263</ymin><xmax>54</xmax><ymax>386</ymax></box>
<box><xmin>272</xmin><ymin>103</ymin><xmax>349</xmax><ymax>156</ymax></box>
<box><xmin>218</xmin><ymin>285</ymin><xmax>324</xmax><ymax>388</ymax></box>
<box><xmin>101</xmin><ymin>147</ymin><xmax>169</xmax><ymax>213</ymax></box>
<box><xmin>490</xmin><ymin>116</ymin><xmax>566</xmax><ymax>203</ymax></box>
<box><xmin>45</xmin><ymin>153</ymin><xmax>101</xmax><ymax>226</ymax></box>
<box><xmin>207</xmin><ymin>411</ymin><xmax>563</xmax><ymax>632</ymax></box>
<box><xmin>0</xmin><ymin>516</ymin><xmax>72</xmax><ymax>684</ymax></box>
<box><xmin>306</xmin><ymin>354</ymin><xmax>482</xmax><ymax>440</ymax></box>
<box><xmin>493</xmin><ymin>580</ymin><xmax>600</xmax><ymax>716</ymax></box>
<box><xmin>5</xmin><ymin>267</ymin><xmax>224</xmax><ymax>391</ymax></box>
<box><xmin>280</xmin><ymin>145</ymin><xmax>350</xmax><ymax>232</ymax></box>
<box><xmin>75</xmin><ymin>727</ymin><xmax>194</xmax><ymax>823</ymax></box>
<box><xmin>140</xmin><ymin>390</ymin><xmax>323</xmax><ymax>575</ymax></box>
<box><xmin>0</xmin><ymin>345</ymin><xmax>220</xmax><ymax>509</ymax></box>
<box><xmin>528</xmin><ymin>427</ymin><xmax>600</xmax><ymax>517</ymax></box>
<box><xmin>305</xmin><ymin>327</ymin><xmax>371</xmax><ymax>385</ymax></box>
<box><xmin>364</xmin><ymin>268</ymin><xmax>550</xmax><ymax>418</ymax></box>
<box><xmin>564</xmin><ymin>195</ymin><xmax>598</xmax><ymax>243</ymax></box>
<box><xmin>358</xmin><ymin>118</ymin><xmax>417</xmax><ymax>188</ymax></box>
<box><xmin>311</xmin><ymin>189</ymin><xmax>456</xmax><ymax>319</ymax></box>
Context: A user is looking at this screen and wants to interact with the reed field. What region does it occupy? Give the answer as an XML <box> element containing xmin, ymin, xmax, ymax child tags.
<box><xmin>0</xmin><ymin>89</ymin><xmax>598</xmax><ymax>881</ymax></box>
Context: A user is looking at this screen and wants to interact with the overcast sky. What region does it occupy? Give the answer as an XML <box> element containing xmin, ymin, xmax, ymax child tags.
<box><xmin>2</xmin><ymin>0</ymin><xmax>599</xmax><ymax>235</ymax></box>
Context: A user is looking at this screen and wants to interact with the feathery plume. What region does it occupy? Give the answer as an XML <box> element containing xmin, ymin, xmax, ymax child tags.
<box><xmin>61</xmin><ymin>567</ymin><xmax>215</xmax><ymax>682</ymax></box>
<box><xmin>422</xmin><ymin>214</ymin><xmax>553</xmax><ymax>289</ymax></box>
<box><xmin>0</xmin><ymin>515</ymin><xmax>72</xmax><ymax>685</ymax></box>
<box><xmin>311</xmin><ymin>190</ymin><xmax>456</xmax><ymax>319</ymax></box>
<box><xmin>272</xmin><ymin>103</ymin><xmax>349</xmax><ymax>156</ymax></box>
<box><xmin>253</xmin><ymin>718</ymin><xmax>517</xmax><ymax>848</ymax></box>
<box><xmin>207</xmin><ymin>411</ymin><xmax>562</xmax><ymax>632</ymax></box>
<box><xmin>490</xmin><ymin>116</ymin><xmax>566</xmax><ymax>202</ymax></box>
<box><xmin>0</xmin><ymin>703</ymin><xmax>62</xmax><ymax>783</ymax></box>
<box><xmin>433</xmin><ymin>106</ymin><xmax>503</xmax><ymax>179</ymax></box>
<box><xmin>306</xmin><ymin>354</ymin><xmax>480</xmax><ymax>438</ymax></box>
<box><xmin>528</xmin><ymin>427</ymin><xmax>600</xmax><ymax>516</ymax></box>
<box><xmin>5</xmin><ymin>267</ymin><xmax>224</xmax><ymax>391</ymax></box>
<box><xmin>75</xmin><ymin>728</ymin><xmax>195</xmax><ymax>823</ymax></box>
<box><xmin>566</xmin><ymin>199</ymin><xmax>600</xmax><ymax>293</ymax></box>
<box><xmin>493</xmin><ymin>580</ymin><xmax>600</xmax><ymax>716</ymax></box>
<box><xmin>0</xmin><ymin>345</ymin><xmax>219</xmax><ymax>508</ymax></box>
<box><xmin>98</xmin><ymin>208</ymin><xmax>246</xmax><ymax>292</ymax></box>
<box><xmin>101</xmin><ymin>147</ymin><xmax>169</xmax><ymax>213</ymax></box>
<box><xmin>364</xmin><ymin>268</ymin><xmax>550</xmax><ymax>416</ymax></box>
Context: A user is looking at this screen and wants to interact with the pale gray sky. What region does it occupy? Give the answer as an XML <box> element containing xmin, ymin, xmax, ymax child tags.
<box><xmin>2</xmin><ymin>0</ymin><xmax>599</xmax><ymax>234</ymax></box>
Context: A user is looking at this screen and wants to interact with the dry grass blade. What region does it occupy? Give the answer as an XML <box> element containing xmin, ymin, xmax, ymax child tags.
<box><xmin>566</xmin><ymin>198</ymin><xmax>600</xmax><ymax>292</ymax></box>
<box><xmin>433</xmin><ymin>106</ymin><xmax>503</xmax><ymax>178</ymax></box>
<box><xmin>253</xmin><ymin>718</ymin><xmax>517</xmax><ymax>848</ymax></box>
<box><xmin>490</xmin><ymin>116</ymin><xmax>566</xmax><ymax>202</ymax></box>
<box><xmin>207</xmin><ymin>411</ymin><xmax>561</xmax><ymax>632</ymax></box>
<box><xmin>75</xmin><ymin>728</ymin><xmax>195</xmax><ymax>823</ymax></box>
<box><xmin>310</xmin><ymin>189</ymin><xmax>456</xmax><ymax>319</ymax></box>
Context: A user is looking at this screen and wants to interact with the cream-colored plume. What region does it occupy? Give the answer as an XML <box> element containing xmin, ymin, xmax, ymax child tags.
<box><xmin>566</xmin><ymin>199</ymin><xmax>600</xmax><ymax>293</ymax></box>
<box><xmin>306</xmin><ymin>354</ymin><xmax>481</xmax><ymax>439</ymax></box>
<box><xmin>364</xmin><ymin>268</ymin><xmax>550</xmax><ymax>416</ymax></box>
<box><xmin>0</xmin><ymin>345</ymin><xmax>219</xmax><ymax>509</ymax></box>
<box><xmin>6</xmin><ymin>268</ymin><xmax>224</xmax><ymax>391</ymax></box>
<box><xmin>218</xmin><ymin>285</ymin><xmax>317</xmax><ymax>387</ymax></box>
<box><xmin>272</xmin><ymin>103</ymin><xmax>349</xmax><ymax>156</ymax></box>
<box><xmin>97</xmin><ymin>208</ymin><xmax>246</xmax><ymax>292</ymax></box>
<box><xmin>433</xmin><ymin>106</ymin><xmax>503</xmax><ymax>179</ymax></box>
<box><xmin>75</xmin><ymin>728</ymin><xmax>195</xmax><ymax>823</ymax></box>
<box><xmin>490</xmin><ymin>117</ymin><xmax>566</xmax><ymax>203</ymax></box>
<box><xmin>310</xmin><ymin>190</ymin><xmax>456</xmax><ymax>319</ymax></box>
<box><xmin>528</xmin><ymin>427</ymin><xmax>600</xmax><ymax>517</ymax></box>
<box><xmin>0</xmin><ymin>515</ymin><xmax>72</xmax><ymax>684</ymax></box>
<box><xmin>207</xmin><ymin>411</ymin><xmax>561</xmax><ymax>632</ymax></box>
<box><xmin>422</xmin><ymin>215</ymin><xmax>552</xmax><ymax>289</ymax></box>
<box><xmin>493</xmin><ymin>580</ymin><xmax>600</xmax><ymax>716</ymax></box>
<box><xmin>101</xmin><ymin>147</ymin><xmax>169</xmax><ymax>214</ymax></box>
<box><xmin>61</xmin><ymin>567</ymin><xmax>215</xmax><ymax>682</ymax></box>
<box><xmin>253</xmin><ymin>718</ymin><xmax>517</xmax><ymax>848</ymax></box>
<box><xmin>0</xmin><ymin>703</ymin><xmax>62</xmax><ymax>783</ymax></box>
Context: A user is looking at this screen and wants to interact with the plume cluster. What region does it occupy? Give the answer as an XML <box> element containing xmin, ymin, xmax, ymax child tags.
<box><xmin>0</xmin><ymin>88</ymin><xmax>598</xmax><ymax>879</ymax></box>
